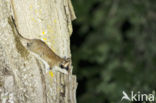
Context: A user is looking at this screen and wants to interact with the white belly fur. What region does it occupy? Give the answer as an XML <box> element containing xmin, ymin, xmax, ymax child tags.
<box><xmin>30</xmin><ymin>52</ymin><xmax>68</xmax><ymax>74</ymax></box>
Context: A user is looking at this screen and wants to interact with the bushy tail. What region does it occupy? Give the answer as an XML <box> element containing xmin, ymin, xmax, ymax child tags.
<box><xmin>8</xmin><ymin>16</ymin><xmax>29</xmax><ymax>41</ymax></box>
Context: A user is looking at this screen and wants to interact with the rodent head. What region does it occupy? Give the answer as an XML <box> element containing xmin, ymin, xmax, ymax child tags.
<box><xmin>59</xmin><ymin>58</ymin><xmax>71</xmax><ymax>70</ymax></box>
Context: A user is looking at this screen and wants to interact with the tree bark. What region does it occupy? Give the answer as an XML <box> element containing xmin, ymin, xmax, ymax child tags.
<box><xmin>0</xmin><ymin>0</ymin><xmax>77</xmax><ymax>103</ymax></box>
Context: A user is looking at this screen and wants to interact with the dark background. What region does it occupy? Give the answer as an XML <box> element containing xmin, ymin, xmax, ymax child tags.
<box><xmin>71</xmin><ymin>0</ymin><xmax>156</xmax><ymax>103</ymax></box>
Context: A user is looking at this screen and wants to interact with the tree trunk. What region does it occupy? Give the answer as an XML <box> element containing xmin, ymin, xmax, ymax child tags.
<box><xmin>0</xmin><ymin>0</ymin><xmax>77</xmax><ymax>103</ymax></box>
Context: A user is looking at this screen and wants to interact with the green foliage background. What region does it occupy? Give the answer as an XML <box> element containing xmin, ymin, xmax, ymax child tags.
<box><xmin>71</xmin><ymin>0</ymin><xmax>156</xmax><ymax>103</ymax></box>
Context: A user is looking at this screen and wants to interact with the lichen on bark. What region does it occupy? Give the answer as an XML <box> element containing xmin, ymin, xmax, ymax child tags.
<box><xmin>0</xmin><ymin>0</ymin><xmax>77</xmax><ymax>103</ymax></box>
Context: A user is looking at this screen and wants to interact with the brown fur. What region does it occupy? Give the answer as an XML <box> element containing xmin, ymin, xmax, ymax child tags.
<box><xmin>27</xmin><ymin>39</ymin><xmax>64</xmax><ymax>68</ymax></box>
<box><xmin>8</xmin><ymin>16</ymin><xmax>70</xmax><ymax>70</ymax></box>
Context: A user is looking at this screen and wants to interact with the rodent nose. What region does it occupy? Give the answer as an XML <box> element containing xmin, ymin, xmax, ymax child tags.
<box><xmin>60</xmin><ymin>64</ymin><xmax>64</xmax><ymax>68</ymax></box>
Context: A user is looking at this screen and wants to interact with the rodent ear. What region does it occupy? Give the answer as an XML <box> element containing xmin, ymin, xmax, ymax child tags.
<box><xmin>65</xmin><ymin>58</ymin><xmax>71</xmax><ymax>62</ymax></box>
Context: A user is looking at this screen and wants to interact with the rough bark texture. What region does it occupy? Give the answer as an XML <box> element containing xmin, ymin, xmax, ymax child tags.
<box><xmin>0</xmin><ymin>0</ymin><xmax>77</xmax><ymax>103</ymax></box>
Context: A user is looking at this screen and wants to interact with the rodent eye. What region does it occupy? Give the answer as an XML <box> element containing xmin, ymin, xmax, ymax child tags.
<box><xmin>60</xmin><ymin>64</ymin><xmax>64</xmax><ymax>68</ymax></box>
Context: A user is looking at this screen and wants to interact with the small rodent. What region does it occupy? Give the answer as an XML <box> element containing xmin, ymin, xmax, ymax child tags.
<box><xmin>8</xmin><ymin>16</ymin><xmax>70</xmax><ymax>72</ymax></box>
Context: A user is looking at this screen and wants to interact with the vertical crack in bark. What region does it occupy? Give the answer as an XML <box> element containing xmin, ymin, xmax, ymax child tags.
<box><xmin>67</xmin><ymin>0</ymin><xmax>76</xmax><ymax>21</ymax></box>
<box><xmin>59</xmin><ymin>73</ymin><xmax>66</xmax><ymax>103</ymax></box>
<box><xmin>63</xmin><ymin>2</ymin><xmax>72</xmax><ymax>36</ymax></box>
<box><xmin>35</xmin><ymin>59</ymin><xmax>47</xmax><ymax>103</ymax></box>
